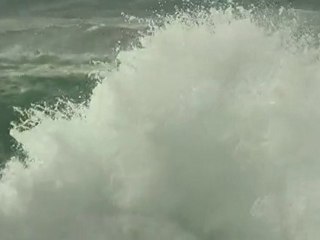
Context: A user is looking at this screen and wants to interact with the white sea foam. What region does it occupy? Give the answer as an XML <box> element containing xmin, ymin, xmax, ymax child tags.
<box><xmin>2</xmin><ymin>6</ymin><xmax>320</xmax><ymax>240</ymax></box>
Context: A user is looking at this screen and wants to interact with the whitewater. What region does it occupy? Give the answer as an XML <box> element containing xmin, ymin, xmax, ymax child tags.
<box><xmin>1</xmin><ymin>5</ymin><xmax>320</xmax><ymax>240</ymax></box>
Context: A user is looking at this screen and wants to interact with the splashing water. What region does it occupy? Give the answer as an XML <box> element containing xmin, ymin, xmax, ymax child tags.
<box><xmin>1</xmin><ymin>6</ymin><xmax>320</xmax><ymax>240</ymax></box>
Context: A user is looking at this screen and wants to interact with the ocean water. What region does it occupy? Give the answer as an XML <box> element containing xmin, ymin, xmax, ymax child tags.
<box><xmin>2</xmin><ymin>1</ymin><xmax>320</xmax><ymax>239</ymax></box>
<box><xmin>0</xmin><ymin>15</ymin><xmax>146</xmax><ymax>162</ymax></box>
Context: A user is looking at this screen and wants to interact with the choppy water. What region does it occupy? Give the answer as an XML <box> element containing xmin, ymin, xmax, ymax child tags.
<box><xmin>0</xmin><ymin>15</ymin><xmax>146</xmax><ymax>162</ymax></box>
<box><xmin>2</xmin><ymin>1</ymin><xmax>320</xmax><ymax>239</ymax></box>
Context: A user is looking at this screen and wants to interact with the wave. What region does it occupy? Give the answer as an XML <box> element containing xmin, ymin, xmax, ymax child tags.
<box><xmin>0</xmin><ymin>17</ymin><xmax>145</xmax><ymax>54</ymax></box>
<box><xmin>0</xmin><ymin>16</ymin><xmax>145</xmax><ymax>96</ymax></box>
<box><xmin>2</xmin><ymin>5</ymin><xmax>320</xmax><ymax>240</ymax></box>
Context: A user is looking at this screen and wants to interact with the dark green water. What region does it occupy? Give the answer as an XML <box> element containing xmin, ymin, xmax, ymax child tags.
<box><xmin>0</xmin><ymin>15</ymin><xmax>144</xmax><ymax>164</ymax></box>
<box><xmin>0</xmin><ymin>74</ymin><xmax>95</xmax><ymax>163</ymax></box>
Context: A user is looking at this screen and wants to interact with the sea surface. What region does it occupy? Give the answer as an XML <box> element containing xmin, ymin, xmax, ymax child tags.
<box><xmin>0</xmin><ymin>14</ymin><xmax>147</xmax><ymax>163</ymax></box>
<box><xmin>2</xmin><ymin>0</ymin><xmax>320</xmax><ymax>239</ymax></box>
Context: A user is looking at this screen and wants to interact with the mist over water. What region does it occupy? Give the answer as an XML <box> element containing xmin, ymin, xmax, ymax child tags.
<box><xmin>2</xmin><ymin>5</ymin><xmax>320</xmax><ymax>240</ymax></box>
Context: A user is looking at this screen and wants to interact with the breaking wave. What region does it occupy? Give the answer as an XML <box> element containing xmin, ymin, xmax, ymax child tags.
<box><xmin>2</xmin><ymin>5</ymin><xmax>320</xmax><ymax>240</ymax></box>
